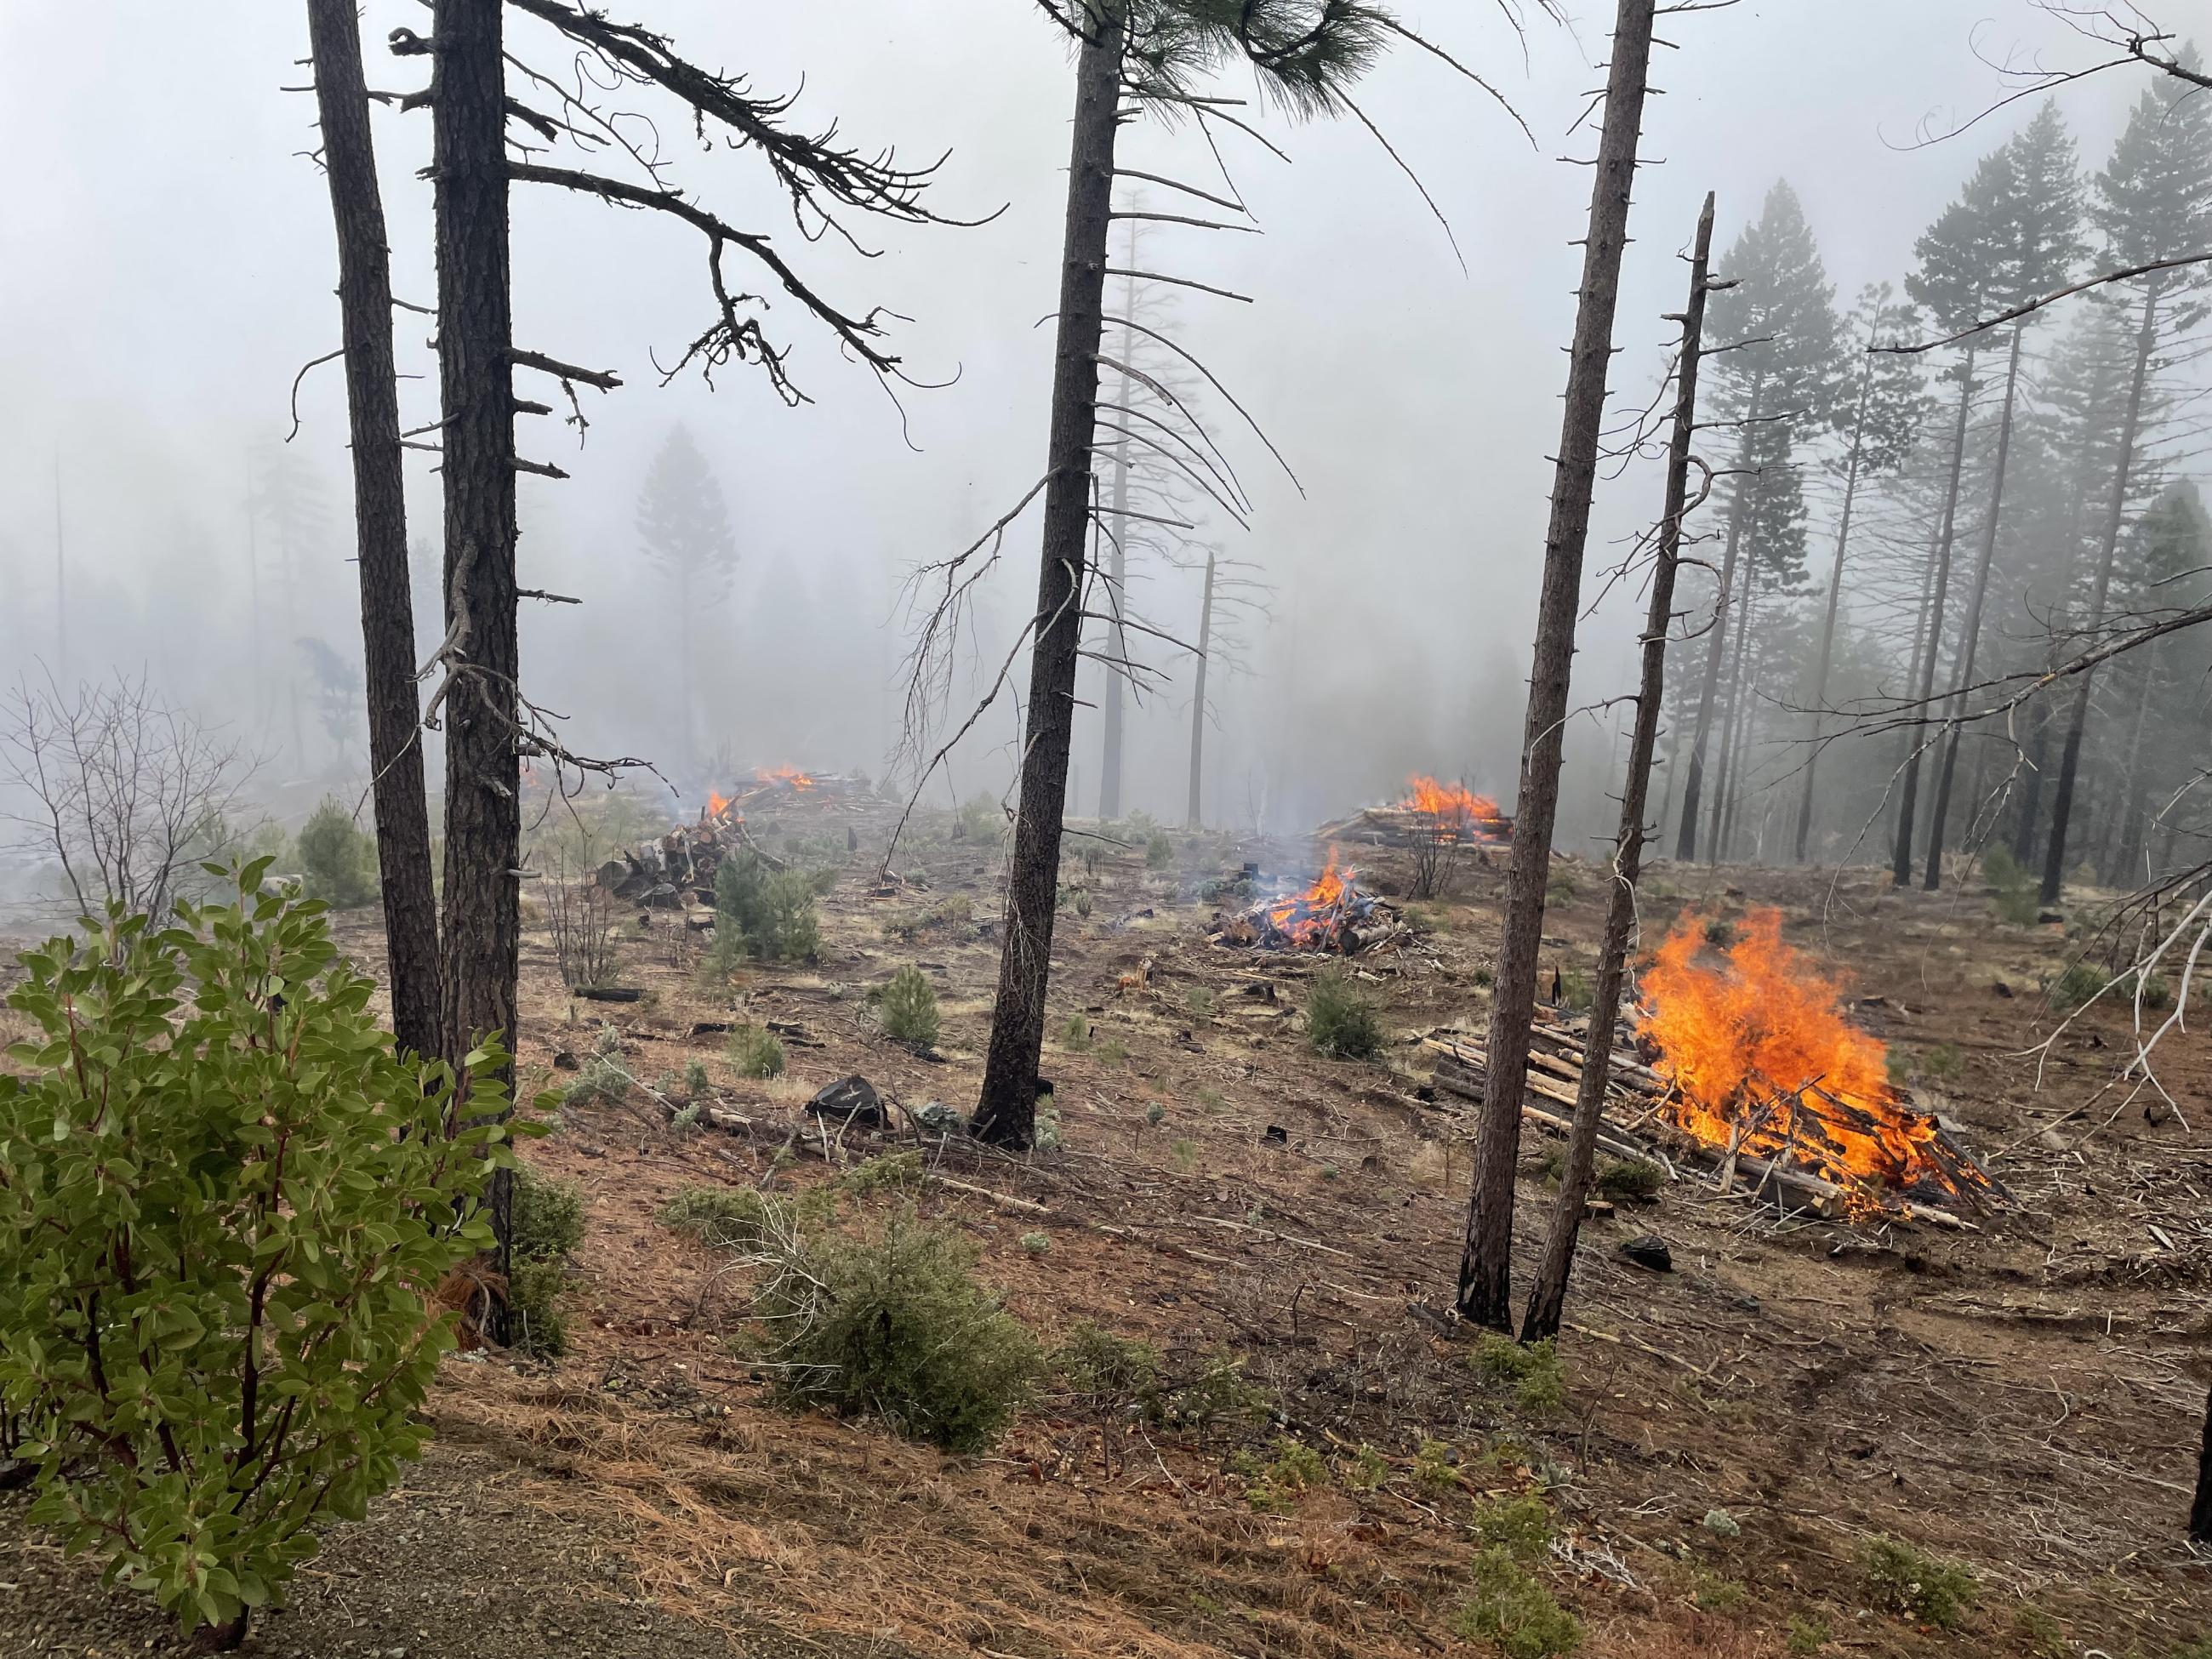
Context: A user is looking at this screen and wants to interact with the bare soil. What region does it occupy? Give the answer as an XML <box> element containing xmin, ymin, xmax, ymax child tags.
<box><xmin>5</xmin><ymin>797</ymin><xmax>2209</xmax><ymax>1658</ymax></box>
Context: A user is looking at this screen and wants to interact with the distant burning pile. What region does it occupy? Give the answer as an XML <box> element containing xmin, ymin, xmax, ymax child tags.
<box><xmin>1215</xmin><ymin>850</ymin><xmax>1405</xmax><ymax>953</ymax></box>
<box><xmin>1315</xmin><ymin>776</ymin><xmax>1514</xmax><ymax>847</ymax></box>
<box><xmin>1640</xmin><ymin>910</ymin><xmax>1999</xmax><ymax>1211</ymax></box>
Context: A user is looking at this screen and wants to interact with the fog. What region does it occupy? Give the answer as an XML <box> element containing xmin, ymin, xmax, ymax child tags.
<box><xmin>0</xmin><ymin>0</ymin><xmax>2158</xmax><ymax>864</ymax></box>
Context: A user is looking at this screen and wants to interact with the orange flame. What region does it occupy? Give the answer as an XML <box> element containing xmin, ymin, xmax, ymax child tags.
<box><xmin>706</xmin><ymin>790</ymin><xmax>731</xmax><ymax>819</ymax></box>
<box><xmin>756</xmin><ymin>766</ymin><xmax>816</xmax><ymax>790</ymax></box>
<box><xmin>1400</xmin><ymin>776</ymin><xmax>1500</xmax><ymax>822</ymax></box>
<box><xmin>1640</xmin><ymin>909</ymin><xmax>1991</xmax><ymax>1206</ymax></box>
<box><xmin>1262</xmin><ymin>849</ymin><xmax>1358</xmax><ymax>948</ymax></box>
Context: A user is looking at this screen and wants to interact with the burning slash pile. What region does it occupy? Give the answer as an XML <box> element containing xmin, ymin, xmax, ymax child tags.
<box><xmin>1213</xmin><ymin>851</ymin><xmax>1407</xmax><ymax>954</ymax></box>
<box><xmin>1426</xmin><ymin>909</ymin><xmax>2004</xmax><ymax>1226</ymax></box>
<box><xmin>1315</xmin><ymin>776</ymin><xmax>1514</xmax><ymax>847</ymax></box>
<box><xmin>596</xmin><ymin>768</ymin><xmax>871</xmax><ymax>907</ymax></box>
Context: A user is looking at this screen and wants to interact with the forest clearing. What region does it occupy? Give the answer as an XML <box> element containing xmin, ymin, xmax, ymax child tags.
<box><xmin>3</xmin><ymin>2</ymin><xmax>2210</xmax><ymax>1656</ymax></box>
<box><xmin>9</xmin><ymin>781</ymin><xmax>2205</xmax><ymax>1657</ymax></box>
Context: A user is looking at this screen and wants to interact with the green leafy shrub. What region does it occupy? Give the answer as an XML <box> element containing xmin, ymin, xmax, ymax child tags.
<box><xmin>0</xmin><ymin>872</ymin><xmax>515</xmax><ymax>1647</ymax></box>
<box><xmin>684</xmin><ymin>1058</ymin><xmax>710</xmax><ymax>1097</ymax></box>
<box><xmin>953</xmin><ymin>794</ymin><xmax>1001</xmax><ymax>843</ymax></box>
<box><xmin>725</xmin><ymin>1022</ymin><xmax>787</xmax><ymax>1079</ymax></box>
<box><xmin>2010</xmin><ymin>1605</ymin><xmax>2065</xmax><ymax>1658</ymax></box>
<box><xmin>1185</xmin><ymin>986</ymin><xmax>1215</xmax><ymax>1019</ymax></box>
<box><xmin>1146</xmin><ymin>833</ymin><xmax>1174</xmax><ymax>870</ymax></box>
<box><xmin>878</xmin><ymin>966</ymin><xmax>942</xmax><ymax>1048</ymax></box>
<box><xmin>511</xmin><ymin>1166</ymin><xmax>585</xmax><ymax>1263</ymax></box>
<box><xmin>1347</xmin><ymin>1444</ymin><xmax>1390</xmax><ymax>1490</ymax></box>
<box><xmin>562</xmin><ymin>1053</ymin><xmax>629</xmax><ymax>1109</ymax></box>
<box><xmin>1595</xmin><ymin>1158</ymin><xmax>1663</xmax><ymax>1201</ymax></box>
<box><xmin>1453</xmin><ymin>1548</ymin><xmax>1581</xmax><ymax>1658</ymax></box>
<box><xmin>1785</xmin><ymin>1614</ymin><xmax>1831</xmax><ymax>1655</ymax></box>
<box><xmin>1305</xmin><ymin>968</ymin><xmax>1383</xmax><ymax>1060</ymax></box>
<box><xmin>1021</xmin><ymin>1230</ymin><xmax>1052</xmax><ymax>1256</ymax></box>
<box><xmin>1694</xmin><ymin>1571</ymin><xmax>1749</xmax><ymax>1614</ymax></box>
<box><xmin>1245</xmin><ymin>1435</ymin><xmax>1328</xmax><ymax>1511</ymax></box>
<box><xmin>1857</xmin><ymin>1536</ymin><xmax>1976</xmax><ymax>1630</ymax></box>
<box><xmin>1061</xmin><ymin>1012</ymin><xmax>1092</xmax><ymax>1052</ymax></box>
<box><xmin>753</xmin><ymin>1211</ymin><xmax>1040</xmax><ymax>1453</ymax></box>
<box><xmin>1057</xmin><ymin>1320</ymin><xmax>1161</xmax><ymax>1411</ymax></box>
<box><xmin>1159</xmin><ymin>1350</ymin><xmax>1273</xmax><ymax>1444</ymax></box>
<box><xmin>507</xmin><ymin>1257</ymin><xmax>569</xmax><ymax>1359</ymax></box>
<box><xmin>1095</xmin><ymin>1036</ymin><xmax>1128</xmax><ymax>1065</ymax></box>
<box><xmin>710</xmin><ymin>851</ymin><xmax>821</xmax><ymax>965</ymax></box>
<box><xmin>1170</xmin><ymin>1137</ymin><xmax>1200</xmax><ymax>1174</ymax></box>
<box><xmin>295</xmin><ymin>795</ymin><xmax>379</xmax><ymax>909</ymax></box>
<box><xmin>1412</xmin><ymin>1439</ymin><xmax>1462</xmax><ymax>1494</ymax></box>
<box><xmin>1474</xmin><ymin>1334</ymin><xmax>1568</xmax><ymax>1416</ymax></box>
<box><xmin>2047</xmin><ymin>960</ymin><xmax>2109</xmax><ymax>1012</ymax></box>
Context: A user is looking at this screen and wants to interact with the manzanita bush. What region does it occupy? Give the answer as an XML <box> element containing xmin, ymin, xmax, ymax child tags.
<box><xmin>0</xmin><ymin>861</ymin><xmax>522</xmax><ymax>1648</ymax></box>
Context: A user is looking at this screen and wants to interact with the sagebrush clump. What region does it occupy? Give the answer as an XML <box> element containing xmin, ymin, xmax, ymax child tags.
<box><xmin>0</xmin><ymin>871</ymin><xmax>516</xmax><ymax>1648</ymax></box>
<box><xmin>1305</xmin><ymin>967</ymin><xmax>1384</xmax><ymax>1060</ymax></box>
<box><xmin>877</xmin><ymin>965</ymin><xmax>942</xmax><ymax>1048</ymax></box>
<box><xmin>753</xmin><ymin>1211</ymin><xmax>1040</xmax><ymax>1452</ymax></box>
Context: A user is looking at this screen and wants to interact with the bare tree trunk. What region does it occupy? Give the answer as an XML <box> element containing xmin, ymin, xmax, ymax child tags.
<box><xmin>306</xmin><ymin>0</ymin><xmax>442</xmax><ymax>1063</ymax></box>
<box><xmin>1892</xmin><ymin>351</ymin><xmax>1977</xmax><ymax>885</ymax></box>
<box><xmin>1710</xmin><ymin>574</ymin><xmax>1760</xmax><ymax>864</ymax></box>
<box><xmin>1673</xmin><ymin>379</ymin><xmax>1760</xmax><ymax>861</ymax></box>
<box><xmin>1098</xmin><ymin>253</ymin><xmax>1135</xmax><ymax>821</ymax></box>
<box><xmin>2010</xmin><ymin>697</ymin><xmax>2052</xmax><ymax>864</ymax></box>
<box><xmin>1794</xmin><ymin>332</ymin><xmax>1878</xmax><ymax>864</ymax></box>
<box><xmin>1924</xmin><ymin>325</ymin><xmax>2026</xmax><ymax>889</ymax></box>
<box><xmin>1524</xmin><ymin>192</ymin><xmax>1713</xmax><ymax>1343</ymax></box>
<box><xmin>2042</xmin><ymin>282</ymin><xmax>2160</xmax><ymax>906</ymax></box>
<box><xmin>2193</xmin><ymin>1387</ymin><xmax>2212</xmax><ymax>1543</ymax></box>
<box><xmin>2103</xmin><ymin>643</ymin><xmax>2160</xmax><ymax>886</ymax></box>
<box><xmin>1457</xmin><ymin>0</ymin><xmax>1656</xmax><ymax>1331</ymax></box>
<box><xmin>972</xmin><ymin>10</ymin><xmax>1121</xmax><ymax>1149</ymax></box>
<box><xmin>1186</xmin><ymin>548</ymin><xmax>1214</xmax><ymax>830</ymax></box>
<box><xmin>430</xmin><ymin>0</ymin><xmax>520</xmax><ymax>1308</ymax></box>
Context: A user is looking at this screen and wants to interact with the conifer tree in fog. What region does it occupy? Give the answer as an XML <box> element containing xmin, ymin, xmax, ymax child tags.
<box><xmin>636</xmin><ymin>425</ymin><xmax>738</xmax><ymax>768</ymax></box>
<box><xmin>2039</xmin><ymin>63</ymin><xmax>2212</xmax><ymax>904</ymax></box>
<box><xmin>1918</xmin><ymin>102</ymin><xmax>2084</xmax><ymax>890</ymax></box>
<box><xmin>1793</xmin><ymin>283</ymin><xmax>1927</xmax><ymax>863</ymax></box>
<box><xmin>1673</xmin><ymin>180</ymin><xmax>1839</xmax><ymax>864</ymax></box>
<box><xmin>972</xmin><ymin>0</ymin><xmax>1410</xmax><ymax>1151</ymax></box>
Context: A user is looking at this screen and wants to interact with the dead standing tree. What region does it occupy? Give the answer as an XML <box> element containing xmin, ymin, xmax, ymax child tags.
<box><xmin>303</xmin><ymin>0</ymin><xmax>442</xmax><ymax>1063</ymax></box>
<box><xmin>1524</xmin><ymin>191</ymin><xmax>1716</xmax><ymax>1343</ymax></box>
<box><xmin>388</xmin><ymin>0</ymin><xmax>961</xmax><ymax>1318</ymax></box>
<box><xmin>1457</xmin><ymin>0</ymin><xmax>1658</xmax><ymax>1331</ymax></box>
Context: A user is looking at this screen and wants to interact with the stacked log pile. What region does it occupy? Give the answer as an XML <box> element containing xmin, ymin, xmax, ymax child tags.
<box><xmin>1314</xmin><ymin>804</ymin><xmax>1514</xmax><ymax>847</ymax></box>
<box><xmin>1420</xmin><ymin>1018</ymin><xmax>2004</xmax><ymax>1229</ymax></box>
<box><xmin>1211</xmin><ymin>875</ymin><xmax>1407</xmax><ymax>955</ymax></box>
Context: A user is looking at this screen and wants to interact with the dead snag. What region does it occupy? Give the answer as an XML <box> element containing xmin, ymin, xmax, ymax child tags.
<box><xmin>1457</xmin><ymin>0</ymin><xmax>1657</xmax><ymax>1331</ymax></box>
<box><xmin>1523</xmin><ymin>192</ymin><xmax>1716</xmax><ymax>1344</ymax></box>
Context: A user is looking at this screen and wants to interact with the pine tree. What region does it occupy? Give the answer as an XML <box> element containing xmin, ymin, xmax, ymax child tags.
<box><xmin>1793</xmin><ymin>283</ymin><xmax>1928</xmax><ymax>862</ymax></box>
<box><xmin>2040</xmin><ymin>60</ymin><xmax>2212</xmax><ymax>903</ymax></box>
<box><xmin>636</xmin><ymin>425</ymin><xmax>738</xmax><ymax>767</ymax></box>
<box><xmin>1674</xmin><ymin>180</ymin><xmax>1840</xmax><ymax>862</ymax></box>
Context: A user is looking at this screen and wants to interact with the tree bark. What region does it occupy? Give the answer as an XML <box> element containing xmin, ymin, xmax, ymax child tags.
<box><xmin>1793</xmin><ymin>325</ymin><xmax>1880</xmax><ymax>864</ymax></box>
<box><xmin>1186</xmin><ymin>548</ymin><xmax>1214</xmax><ymax>830</ymax></box>
<box><xmin>972</xmin><ymin>10</ymin><xmax>1122</xmax><ymax>1149</ymax></box>
<box><xmin>2042</xmin><ymin>282</ymin><xmax>2160</xmax><ymax>906</ymax></box>
<box><xmin>1098</xmin><ymin>254</ymin><xmax>1135</xmax><ymax>821</ymax></box>
<box><xmin>1709</xmin><ymin>572</ymin><xmax>1760</xmax><ymax>864</ymax></box>
<box><xmin>1892</xmin><ymin>350</ymin><xmax>1977</xmax><ymax>886</ymax></box>
<box><xmin>1673</xmin><ymin>376</ymin><xmax>1760</xmax><ymax>862</ymax></box>
<box><xmin>1457</xmin><ymin>0</ymin><xmax>1656</xmax><ymax>1331</ymax></box>
<box><xmin>306</xmin><ymin>0</ymin><xmax>441</xmax><ymax>1063</ymax></box>
<box><xmin>430</xmin><ymin>0</ymin><xmax>520</xmax><ymax>1307</ymax></box>
<box><xmin>2103</xmin><ymin>641</ymin><xmax>2160</xmax><ymax>885</ymax></box>
<box><xmin>1924</xmin><ymin>325</ymin><xmax>2025</xmax><ymax>889</ymax></box>
<box><xmin>1524</xmin><ymin>192</ymin><xmax>1714</xmax><ymax>1343</ymax></box>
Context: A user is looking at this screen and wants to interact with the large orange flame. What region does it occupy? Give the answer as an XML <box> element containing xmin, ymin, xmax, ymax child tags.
<box><xmin>706</xmin><ymin>790</ymin><xmax>731</xmax><ymax>820</ymax></box>
<box><xmin>1262</xmin><ymin>849</ymin><xmax>1357</xmax><ymax>949</ymax></box>
<box><xmin>1640</xmin><ymin>909</ymin><xmax>1992</xmax><ymax>1206</ymax></box>
<box><xmin>757</xmin><ymin>766</ymin><xmax>816</xmax><ymax>790</ymax></box>
<box><xmin>1399</xmin><ymin>776</ymin><xmax>1501</xmax><ymax>822</ymax></box>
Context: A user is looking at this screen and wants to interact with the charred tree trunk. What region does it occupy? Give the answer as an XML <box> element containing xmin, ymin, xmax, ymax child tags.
<box><xmin>1710</xmin><ymin>574</ymin><xmax>1760</xmax><ymax>864</ymax></box>
<box><xmin>1186</xmin><ymin>548</ymin><xmax>1214</xmax><ymax>830</ymax></box>
<box><xmin>1098</xmin><ymin>254</ymin><xmax>1135</xmax><ymax>821</ymax></box>
<box><xmin>1924</xmin><ymin>325</ymin><xmax>2025</xmax><ymax>890</ymax></box>
<box><xmin>2010</xmin><ymin>697</ymin><xmax>2052</xmax><ymax>864</ymax></box>
<box><xmin>1892</xmin><ymin>351</ymin><xmax>1977</xmax><ymax>886</ymax></box>
<box><xmin>1673</xmin><ymin>377</ymin><xmax>1761</xmax><ymax>862</ymax></box>
<box><xmin>1793</xmin><ymin>332</ymin><xmax>1878</xmax><ymax>864</ymax></box>
<box><xmin>1524</xmin><ymin>193</ymin><xmax>1714</xmax><ymax>1343</ymax></box>
<box><xmin>306</xmin><ymin>0</ymin><xmax>441</xmax><ymax>1063</ymax></box>
<box><xmin>430</xmin><ymin>0</ymin><xmax>520</xmax><ymax>1306</ymax></box>
<box><xmin>2042</xmin><ymin>282</ymin><xmax>2160</xmax><ymax>907</ymax></box>
<box><xmin>1457</xmin><ymin>0</ymin><xmax>1656</xmax><ymax>1331</ymax></box>
<box><xmin>2193</xmin><ymin>1387</ymin><xmax>2212</xmax><ymax>1543</ymax></box>
<box><xmin>972</xmin><ymin>11</ymin><xmax>1122</xmax><ymax>1149</ymax></box>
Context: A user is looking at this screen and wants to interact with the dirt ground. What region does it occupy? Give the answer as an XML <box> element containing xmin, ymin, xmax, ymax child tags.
<box><xmin>4</xmin><ymin>792</ymin><xmax>2209</xmax><ymax>1658</ymax></box>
